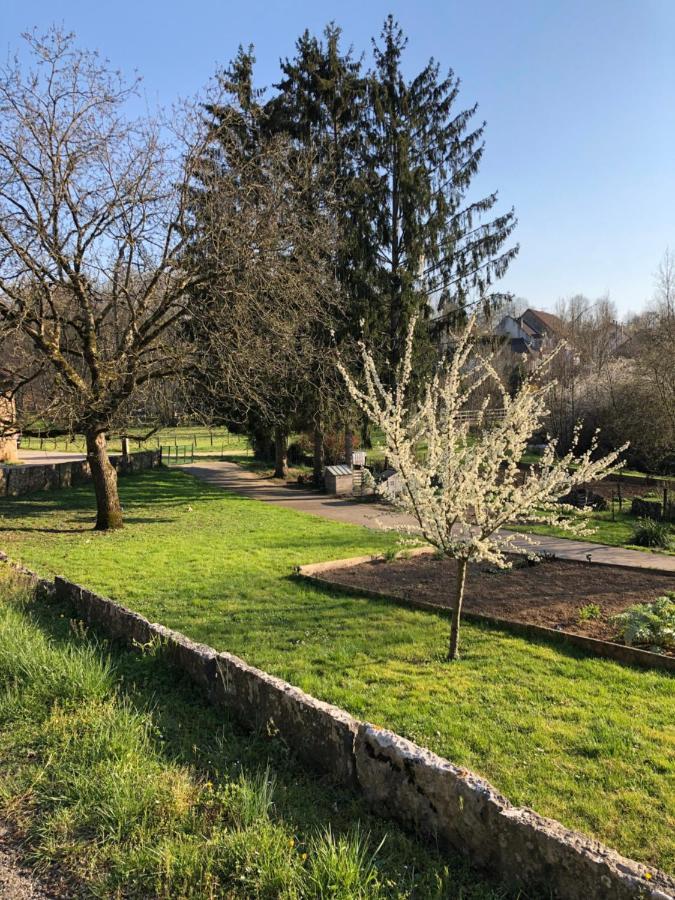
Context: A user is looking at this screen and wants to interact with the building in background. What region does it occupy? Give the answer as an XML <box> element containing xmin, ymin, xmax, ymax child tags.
<box><xmin>494</xmin><ymin>308</ymin><xmax>563</xmax><ymax>353</ymax></box>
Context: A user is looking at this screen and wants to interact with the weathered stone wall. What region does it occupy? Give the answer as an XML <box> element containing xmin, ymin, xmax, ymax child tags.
<box><xmin>0</xmin><ymin>553</ymin><xmax>671</xmax><ymax>899</ymax></box>
<box><xmin>0</xmin><ymin>449</ymin><xmax>161</xmax><ymax>498</ymax></box>
<box><xmin>354</xmin><ymin>726</ymin><xmax>673</xmax><ymax>900</ymax></box>
<box><xmin>631</xmin><ymin>496</ymin><xmax>675</xmax><ymax>523</ymax></box>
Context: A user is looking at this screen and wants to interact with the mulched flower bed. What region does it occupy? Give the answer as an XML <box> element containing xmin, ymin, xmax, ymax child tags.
<box><xmin>320</xmin><ymin>554</ymin><xmax>674</xmax><ymax>647</ymax></box>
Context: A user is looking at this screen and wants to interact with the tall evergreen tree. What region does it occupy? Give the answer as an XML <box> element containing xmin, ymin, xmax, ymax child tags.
<box><xmin>270</xmin><ymin>17</ymin><xmax>518</xmax><ymax>393</ymax></box>
<box><xmin>365</xmin><ymin>16</ymin><xmax>518</xmax><ymax>383</ymax></box>
<box><xmin>271</xmin><ymin>30</ymin><xmax>376</xmax><ymax>341</ymax></box>
<box><xmin>185</xmin><ymin>48</ymin><xmax>343</xmax><ymax>476</ymax></box>
<box><xmin>269</xmin><ymin>26</ymin><xmax>371</xmax><ymax>450</ymax></box>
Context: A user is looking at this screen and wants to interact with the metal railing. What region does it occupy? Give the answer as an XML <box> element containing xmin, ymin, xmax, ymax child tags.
<box><xmin>161</xmin><ymin>445</ymin><xmax>195</xmax><ymax>465</ymax></box>
<box><xmin>454</xmin><ymin>408</ymin><xmax>507</xmax><ymax>425</ymax></box>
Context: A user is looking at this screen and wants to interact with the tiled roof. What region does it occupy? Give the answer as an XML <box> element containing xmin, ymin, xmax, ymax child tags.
<box><xmin>523</xmin><ymin>309</ymin><xmax>563</xmax><ymax>334</ymax></box>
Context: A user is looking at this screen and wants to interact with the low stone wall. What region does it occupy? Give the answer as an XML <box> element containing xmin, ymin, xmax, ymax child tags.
<box><xmin>0</xmin><ymin>449</ymin><xmax>161</xmax><ymax>498</ymax></box>
<box><xmin>631</xmin><ymin>496</ymin><xmax>675</xmax><ymax>523</ymax></box>
<box><xmin>0</xmin><ymin>554</ymin><xmax>672</xmax><ymax>899</ymax></box>
<box><xmin>355</xmin><ymin>727</ymin><xmax>672</xmax><ymax>900</ymax></box>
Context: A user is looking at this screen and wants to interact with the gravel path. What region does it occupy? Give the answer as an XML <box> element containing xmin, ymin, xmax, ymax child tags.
<box><xmin>0</xmin><ymin>826</ymin><xmax>66</xmax><ymax>899</ymax></box>
<box><xmin>182</xmin><ymin>460</ymin><xmax>675</xmax><ymax>574</ymax></box>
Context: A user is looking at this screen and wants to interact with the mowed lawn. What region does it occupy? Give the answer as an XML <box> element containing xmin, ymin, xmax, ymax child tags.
<box><xmin>1</xmin><ymin>469</ymin><xmax>673</xmax><ymax>874</ymax></box>
<box><xmin>513</xmin><ymin>508</ymin><xmax>674</xmax><ymax>554</ymax></box>
<box><xmin>1</xmin><ymin>569</ymin><xmax>501</xmax><ymax>899</ymax></box>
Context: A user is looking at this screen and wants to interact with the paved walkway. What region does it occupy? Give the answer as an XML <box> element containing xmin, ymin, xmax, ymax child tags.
<box><xmin>18</xmin><ymin>450</ymin><xmax>85</xmax><ymax>465</ymax></box>
<box><xmin>182</xmin><ymin>460</ymin><xmax>675</xmax><ymax>574</ymax></box>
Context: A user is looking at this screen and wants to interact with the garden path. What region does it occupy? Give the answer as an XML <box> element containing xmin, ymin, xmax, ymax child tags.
<box><xmin>182</xmin><ymin>460</ymin><xmax>675</xmax><ymax>574</ymax></box>
<box><xmin>0</xmin><ymin>825</ymin><xmax>64</xmax><ymax>899</ymax></box>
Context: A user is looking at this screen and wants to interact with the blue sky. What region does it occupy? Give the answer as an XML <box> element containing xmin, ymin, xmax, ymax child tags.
<box><xmin>3</xmin><ymin>0</ymin><xmax>674</xmax><ymax>316</ymax></box>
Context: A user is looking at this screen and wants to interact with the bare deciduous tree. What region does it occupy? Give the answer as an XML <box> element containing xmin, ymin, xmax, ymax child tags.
<box><xmin>0</xmin><ymin>29</ymin><xmax>208</xmax><ymax>528</ymax></box>
<box><xmin>185</xmin><ymin>72</ymin><xmax>345</xmax><ymax>478</ymax></box>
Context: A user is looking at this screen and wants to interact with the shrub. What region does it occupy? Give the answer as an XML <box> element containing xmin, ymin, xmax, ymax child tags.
<box><xmin>322</xmin><ymin>431</ymin><xmax>360</xmax><ymax>466</ymax></box>
<box><xmin>578</xmin><ymin>603</ymin><xmax>602</xmax><ymax>622</ymax></box>
<box><xmin>630</xmin><ymin>517</ymin><xmax>672</xmax><ymax>549</ymax></box>
<box><xmin>611</xmin><ymin>594</ymin><xmax>675</xmax><ymax>651</ymax></box>
<box><xmin>288</xmin><ymin>434</ymin><xmax>313</xmax><ymax>465</ymax></box>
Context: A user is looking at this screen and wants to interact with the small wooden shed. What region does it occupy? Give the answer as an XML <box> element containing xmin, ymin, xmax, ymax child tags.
<box><xmin>324</xmin><ymin>464</ymin><xmax>353</xmax><ymax>495</ymax></box>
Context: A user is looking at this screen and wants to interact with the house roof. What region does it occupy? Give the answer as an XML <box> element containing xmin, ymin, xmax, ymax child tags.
<box><xmin>510</xmin><ymin>337</ymin><xmax>533</xmax><ymax>355</ymax></box>
<box><xmin>522</xmin><ymin>309</ymin><xmax>563</xmax><ymax>335</ymax></box>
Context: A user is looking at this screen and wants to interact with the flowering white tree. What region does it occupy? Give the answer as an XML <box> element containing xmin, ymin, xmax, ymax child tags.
<box><xmin>338</xmin><ymin>317</ymin><xmax>626</xmax><ymax>660</ymax></box>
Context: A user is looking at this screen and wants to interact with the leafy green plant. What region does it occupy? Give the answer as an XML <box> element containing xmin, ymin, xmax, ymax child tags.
<box><xmin>611</xmin><ymin>594</ymin><xmax>675</xmax><ymax>651</ymax></box>
<box><xmin>578</xmin><ymin>603</ymin><xmax>602</xmax><ymax>622</ymax></box>
<box><xmin>218</xmin><ymin>765</ymin><xmax>276</xmax><ymax>828</ymax></box>
<box><xmin>630</xmin><ymin>518</ymin><xmax>672</xmax><ymax>549</ymax></box>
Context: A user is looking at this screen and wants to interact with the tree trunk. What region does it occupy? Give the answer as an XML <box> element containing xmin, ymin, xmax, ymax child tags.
<box><xmin>360</xmin><ymin>416</ymin><xmax>372</xmax><ymax>449</ymax></box>
<box><xmin>313</xmin><ymin>426</ymin><xmax>324</xmax><ymax>484</ymax></box>
<box><xmin>273</xmin><ymin>427</ymin><xmax>288</xmax><ymax>479</ymax></box>
<box><xmin>344</xmin><ymin>427</ymin><xmax>354</xmax><ymax>467</ymax></box>
<box><xmin>86</xmin><ymin>430</ymin><xmax>123</xmax><ymax>530</ymax></box>
<box><xmin>448</xmin><ymin>558</ymin><xmax>468</xmax><ymax>660</ymax></box>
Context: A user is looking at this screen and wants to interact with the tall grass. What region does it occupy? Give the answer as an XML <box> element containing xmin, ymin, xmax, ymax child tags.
<box><xmin>0</xmin><ymin>569</ymin><xmax>508</xmax><ymax>898</ymax></box>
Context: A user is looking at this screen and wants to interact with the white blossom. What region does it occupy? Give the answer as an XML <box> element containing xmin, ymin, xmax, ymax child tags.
<box><xmin>338</xmin><ymin>314</ymin><xmax>627</xmax><ymax>659</ymax></box>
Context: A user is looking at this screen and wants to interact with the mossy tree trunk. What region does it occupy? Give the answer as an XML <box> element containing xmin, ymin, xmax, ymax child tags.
<box><xmin>86</xmin><ymin>430</ymin><xmax>123</xmax><ymax>530</ymax></box>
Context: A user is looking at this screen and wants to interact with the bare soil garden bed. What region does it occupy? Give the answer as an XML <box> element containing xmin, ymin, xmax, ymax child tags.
<box><xmin>318</xmin><ymin>554</ymin><xmax>674</xmax><ymax>649</ymax></box>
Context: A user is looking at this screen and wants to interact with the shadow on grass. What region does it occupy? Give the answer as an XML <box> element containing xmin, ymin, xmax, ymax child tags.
<box><xmin>0</xmin><ymin>470</ymin><xmax>215</xmax><ymax>530</ymax></box>
<box><xmin>287</xmin><ymin>571</ymin><xmax>637</xmax><ymax>671</ymax></box>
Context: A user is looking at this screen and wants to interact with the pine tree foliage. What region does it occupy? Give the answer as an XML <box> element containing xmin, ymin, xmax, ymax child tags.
<box><xmin>184</xmin><ymin>48</ymin><xmax>342</xmax><ymax>455</ymax></box>
<box><xmin>270</xmin><ymin>17</ymin><xmax>518</xmax><ymax>390</ymax></box>
<box><xmin>366</xmin><ymin>16</ymin><xmax>518</xmax><ymax>381</ymax></box>
<box><xmin>270</xmin><ymin>25</ymin><xmax>374</xmax><ymax>339</ymax></box>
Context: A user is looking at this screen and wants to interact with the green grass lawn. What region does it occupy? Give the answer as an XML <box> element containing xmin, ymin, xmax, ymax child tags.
<box><xmin>0</xmin><ymin>569</ymin><xmax>503</xmax><ymax>899</ymax></box>
<box><xmin>1</xmin><ymin>469</ymin><xmax>673</xmax><ymax>875</ymax></box>
<box><xmin>512</xmin><ymin>508</ymin><xmax>674</xmax><ymax>555</ymax></box>
<box><xmin>19</xmin><ymin>425</ymin><xmax>251</xmax><ymax>456</ymax></box>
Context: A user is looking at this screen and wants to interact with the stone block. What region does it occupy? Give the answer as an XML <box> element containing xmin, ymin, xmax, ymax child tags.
<box><xmin>354</xmin><ymin>724</ymin><xmax>673</xmax><ymax>899</ymax></box>
<box><xmin>214</xmin><ymin>649</ymin><xmax>359</xmax><ymax>786</ymax></box>
<box><xmin>54</xmin><ymin>578</ymin><xmax>154</xmax><ymax>646</ymax></box>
